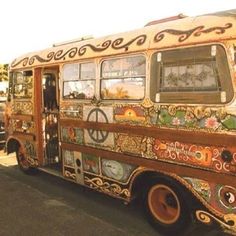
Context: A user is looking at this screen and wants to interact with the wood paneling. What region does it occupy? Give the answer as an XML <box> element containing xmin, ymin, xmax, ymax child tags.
<box><xmin>60</xmin><ymin>119</ymin><xmax>235</xmax><ymax>147</ymax></box>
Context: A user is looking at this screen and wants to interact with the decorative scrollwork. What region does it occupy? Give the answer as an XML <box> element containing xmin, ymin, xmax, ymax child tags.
<box><xmin>196</xmin><ymin>210</ymin><xmax>212</xmax><ymax>224</ymax></box>
<box><xmin>29</xmin><ymin>55</ymin><xmax>52</xmax><ymax>65</ymax></box>
<box><xmin>11</xmin><ymin>57</ymin><xmax>29</xmax><ymax>68</ymax></box>
<box><xmin>64</xmin><ymin>170</ymin><xmax>76</xmax><ymax>180</ymax></box>
<box><xmin>78</xmin><ymin>40</ymin><xmax>112</xmax><ymax>56</ymax></box>
<box><xmin>154</xmin><ymin>23</ymin><xmax>233</xmax><ymax>43</ymax></box>
<box><xmin>141</xmin><ymin>98</ymin><xmax>154</xmax><ymax>109</ymax></box>
<box><xmin>54</xmin><ymin>47</ymin><xmax>78</xmax><ymax>60</ymax></box>
<box><xmin>168</xmin><ymin>106</ymin><xmax>177</xmax><ymax>116</ymax></box>
<box><xmin>84</xmin><ymin>176</ymin><xmax>130</xmax><ymax>198</ymax></box>
<box><xmin>111</xmin><ymin>35</ymin><xmax>147</xmax><ymax>51</ymax></box>
<box><xmin>13</xmin><ymin>101</ymin><xmax>33</xmax><ymax>115</ymax></box>
<box><xmin>12</xmin><ymin>34</ymin><xmax>147</xmax><ymax>68</ymax></box>
<box><xmin>224</xmin><ymin>214</ymin><xmax>236</xmax><ymax>229</ymax></box>
<box><xmin>54</xmin><ymin>50</ymin><xmax>64</xmax><ymax>60</ymax></box>
<box><xmin>196</xmin><ymin>210</ymin><xmax>236</xmax><ymax>235</ymax></box>
<box><xmin>26</xmin><ymin>156</ymin><xmax>38</xmax><ymax>167</ymax></box>
<box><xmin>194</xmin><ymin>23</ymin><xmax>233</xmax><ymax>36</ymax></box>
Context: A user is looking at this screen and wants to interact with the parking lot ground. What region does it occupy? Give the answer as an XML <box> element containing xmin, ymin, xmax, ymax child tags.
<box><xmin>0</xmin><ymin>150</ymin><xmax>17</xmax><ymax>166</ymax></box>
<box><xmin>0</xmin><ymin>151</ymin><xmax>232</xmax><ymax>236</ymax></box>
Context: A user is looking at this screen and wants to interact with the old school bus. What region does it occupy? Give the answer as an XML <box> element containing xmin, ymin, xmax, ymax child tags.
<box><xmin>6</xmin><ymin>9</ymin><xmax>236</xmax><ymax>235</ymax></box>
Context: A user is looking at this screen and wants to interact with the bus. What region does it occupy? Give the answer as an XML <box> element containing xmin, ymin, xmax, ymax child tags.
<box><xmin>6</xmin><ymin>9</ymin><xmax>236</xmax><ymax>235</ymax></box>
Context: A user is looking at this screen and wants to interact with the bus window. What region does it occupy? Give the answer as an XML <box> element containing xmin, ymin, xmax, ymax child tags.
<box><xmin>62</xmin><ymin>62</ymin><xmax>95</xmax><ymax>99</ymax></box>
<box><xmin>13</xmin><ymin>70</ymin><xmax>33</xmax><ymax>99</ymax></box>
<box><xmin>101</xmin><ymin>55</ymin><xmax>145</xmax><ymax>100</ymax></box>
<box><xmin>150</xmin><ymin>45</ymin><xmax>234</xmax><ymax>104</ymax></box>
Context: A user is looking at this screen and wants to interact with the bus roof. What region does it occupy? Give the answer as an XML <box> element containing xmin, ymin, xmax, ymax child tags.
<box><xmin>10</xmin><ymin>9</ymin><xmax>236</xmax><ymax>70</ymax></box>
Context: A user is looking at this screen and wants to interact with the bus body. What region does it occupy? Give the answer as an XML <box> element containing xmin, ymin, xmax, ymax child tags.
<box><xmin>6</xmin><ymin>9</ymin><xmax>236</xmax><ymax>235</ymax></box>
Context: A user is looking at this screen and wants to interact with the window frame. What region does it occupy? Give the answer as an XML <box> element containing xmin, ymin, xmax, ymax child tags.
<box><xmin>12</xmin><ymin>70</ymin><xmax>33</xmax><ymax>100</ymax></box>
<box><xmin>100</xmin><ymin>54</ymin><xmax>146</xmax><ymax>101</ymax></box>
<box><xmin>62</xmin><ymin>61</ymin><xmax>96</xmax><ymax>100</ymax></box>
<box><xmin>150</xmin><ymin>44</ymin><xmax>234</xmax><ymax>104</ymax></box>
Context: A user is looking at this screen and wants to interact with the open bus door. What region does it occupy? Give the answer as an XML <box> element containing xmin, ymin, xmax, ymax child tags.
<box><xmin>42</xmin><ymin>69</ymin><xmax>61</xmax><ymax>172</ymax></box>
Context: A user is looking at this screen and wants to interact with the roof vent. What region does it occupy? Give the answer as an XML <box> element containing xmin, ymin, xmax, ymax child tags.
<box><xmin>145</xmin><ymin>14</ymin><xmax>187</xmax><ymax>26</ymax></box>
<box><xmin>53</xmin><ymin>35</ymin><xmax>93</xmax><ymax>47</ymax></box>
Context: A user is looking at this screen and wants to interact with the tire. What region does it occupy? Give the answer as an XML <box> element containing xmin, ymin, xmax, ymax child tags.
<box><xmin>16</xmin><ymin>146</ymin><xmax>36</xmax><ymax>174</ymax></box>
<box><xmin>144</xmin><ymin>176</ymin><xmax>191</xmax><ymax>236</ymax></box>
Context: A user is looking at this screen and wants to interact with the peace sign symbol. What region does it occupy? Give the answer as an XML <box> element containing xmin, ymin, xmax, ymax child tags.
<box><xmin>87</xmin><ymin>108</ymin><xmax>109</xmax><ymax>143</ymax></box>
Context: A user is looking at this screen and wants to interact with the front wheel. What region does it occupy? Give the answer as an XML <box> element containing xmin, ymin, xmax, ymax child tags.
<box><xmin>16</xmin><ymin>146</ymin><xmax>35</xmax><ymax>174</ymax></box>
<box><xmin>144</xmin><ymin>177</ymin><xmax>191</xmax><ymax>235</ymax></box>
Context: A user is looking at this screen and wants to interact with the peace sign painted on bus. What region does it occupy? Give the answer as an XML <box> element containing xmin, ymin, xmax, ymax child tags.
<box><xmin>86</xmin><ymin>108</ymin><xmax>109</xmax><ymax>143</ymax></box>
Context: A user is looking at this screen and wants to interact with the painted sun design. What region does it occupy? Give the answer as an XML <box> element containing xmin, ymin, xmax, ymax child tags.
<box><xmin>124</xmin><ymin>109</ymin><xmax>137</xmax><ymax>117</ymax></box>
<box><xmin>115</xmin><ymin>108</ymin><xmax>145</xmax><ymax>122</ymax></box>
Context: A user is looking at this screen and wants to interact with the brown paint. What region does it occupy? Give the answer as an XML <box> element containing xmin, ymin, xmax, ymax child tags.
<box><xmin>61</xmin><ymin>142</ymin><xmax>234</xmax><ymax>186</ymax></box>
<box><xmin>34</xmin><ymin>68</ymin><xmax>44</xmax><ymax>165</ymax></box>
<box><xmin>60</xmin><ymin>119</ymin><xmax>236</xmax><ymax>147</ymax></box>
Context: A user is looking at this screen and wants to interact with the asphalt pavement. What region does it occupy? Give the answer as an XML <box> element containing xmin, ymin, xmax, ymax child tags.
<box><xmin>0</xmin><ymin>151</ymin><xmax>229</xmax><ymax>236</ymax></box>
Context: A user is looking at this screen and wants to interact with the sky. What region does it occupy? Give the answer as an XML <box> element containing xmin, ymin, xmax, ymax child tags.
<box><xmin>0</xmin><ymin>0</ymin><xmax>236</xmax><ymax>64</ymax></box>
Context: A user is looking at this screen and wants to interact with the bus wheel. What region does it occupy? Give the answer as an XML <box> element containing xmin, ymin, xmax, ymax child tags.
<box><xmin>16</xmin><ymin>146</ymin><xmax>35</xmax><ymax>174</ymax></box>
<box><xmin>144</xmin><ymin>177</ymin><xmax>190</xmax><ymax>235</ymax></box>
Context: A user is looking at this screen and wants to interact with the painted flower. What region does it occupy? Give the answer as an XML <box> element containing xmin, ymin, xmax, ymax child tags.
<box><xmin>68</xmin><ymin>127</ymin><xmax>76</xmax><ymax>141</ymax></box>
<box><xmin>205</xmin><ymin>116</ymin><xmax>219</xmax><ymax>130</ymax></box>
<box><xmin>184</xmin><ymin>112</ymin><xmax>195</xmax><ymax>123</ymax></box>
<box><xmin>172</xmin><ymin>117</ymin><xmax>181</xmax><ymax>126</ymax></box>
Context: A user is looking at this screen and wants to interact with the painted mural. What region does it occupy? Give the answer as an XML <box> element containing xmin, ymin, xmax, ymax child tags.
<box><xmin>60</xmin><ymin>102</ymin><xmax>83</xmax><ymax>119</ymax></box>
<box><xmin>184</xmin><ymin>177</ymin><xmax>236</xmax><ymax>214</ymax></box>
<box><xmin>12</xmin><ymin>101</ymin><xmax>33</xmax><ymax>115</ymax></box>
<box><xmin>153</xmin><ymin>139</ymin><xmax>236</xmax><ymax>174</ymax></box>
<box><xmin>23</xmin><ymin>140</ymin><xmax>38</xmax><ymax>167</ymax></box>
<box><xmin>61</xmin><ymin>127</ymin><xmax>83</xmax><ymax>144</ymax></box>
<box><xmin>115</xmin><ymin>133</ymin><xmax>146</xmax><ymax>156</ymax></box>
<box><xmin>60</xmin><ymin>102</ymin><xmax>236</xmax><ymax>175</ymax></box>
<box><xmin>12</xmin><ymin>119</ymin><xmax>34</xmax><ymax>133</ymax></box>
<box><xmin>113</xmin><ymin>103</ymin><xmax>236</xmax><ymax>132</ymax></box>
<box><xmin>62</xmin><ymin>148</ymin><xmax>137</xmax><ymax>199</ymax></box>
<box><xmin>154</xmin><ymin>105</ymin><xmax>236</xmax><ymax>131</ymax></box>
<box><xmin>82</xmin><ymin>153</ymin><xmax>100</xmax><ymax>175</ymax></box>
<box><xmin>114</xmin><ymin>105</ymin><xmax>146</xmax><ymax>125</ymax></box>
<box><xmin>184</xmin><ymin>175</ymin><xmax>236</xmax><ymax>235</ymax></box>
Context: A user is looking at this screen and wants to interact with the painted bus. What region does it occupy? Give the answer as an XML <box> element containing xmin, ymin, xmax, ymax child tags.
<box><xmin>6</xmin><ymin>9</ymin><xmax>236</xmax><ymax>235</ymax></box>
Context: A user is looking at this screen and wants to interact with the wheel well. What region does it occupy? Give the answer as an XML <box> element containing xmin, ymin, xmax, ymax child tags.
<box><xmin>6</xmin><ymin>138</ymin><xmax>20</xmax><ymax>154</ymax></box>
<box><xmin>131</xmin><ymin>170</ymin><xmax>197</xmax><ymax>210</ymax></box>
<box><xmin>131</xmin><ymin>170</ymin><xmax>160</xmax><ymax>199</ymax></box>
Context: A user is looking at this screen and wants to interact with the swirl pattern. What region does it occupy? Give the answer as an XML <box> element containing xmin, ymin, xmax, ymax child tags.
<box><xmin>154</xmin><ymin>23</ymin><xmax>233</xmax><ymax>43</ymax></box>
<box><xmin>111</xmin><ymin>35</ymin><xmax>147</xmax><ymax>51</ymax></box>
<box><xmin>196</xmin><ymin>210</ymin><xmax>236</xmax><ymax>234</ymax></box>
<box><xmin>84</xmin><ymin>176</ymin><xmax>130</xmax><ymax>198</ymax></box>
<box><xmin>11</xmin><ymin>34</ymin><xmax>147</xmax><ymax>68</ymax></box>
<box><xmin>78</xmin><ymin>40</ymin><xmax>112</xmax><ymax>56</ymax></box>
<box><xmin>11</xmin><ymin>57</ymin><xmax>29</xmax><ymax>68</ymax></box>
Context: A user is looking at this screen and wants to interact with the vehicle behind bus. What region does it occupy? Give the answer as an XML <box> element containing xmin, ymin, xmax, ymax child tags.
<box><xmin>0</xmin><ymin>81</ymin><xmax>8</xmax><ymax>149</ymax></box>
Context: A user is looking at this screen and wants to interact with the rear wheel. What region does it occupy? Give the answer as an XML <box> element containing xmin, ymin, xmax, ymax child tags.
<box><xmin>144</xmin><ymin>177</ymin><xmax>191</xmax><ymax>235</ymax></box>
<box><xmin>16</xmin><ymin>146</ymin><xmax>35</xmax><ymax>174</ymax></box>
